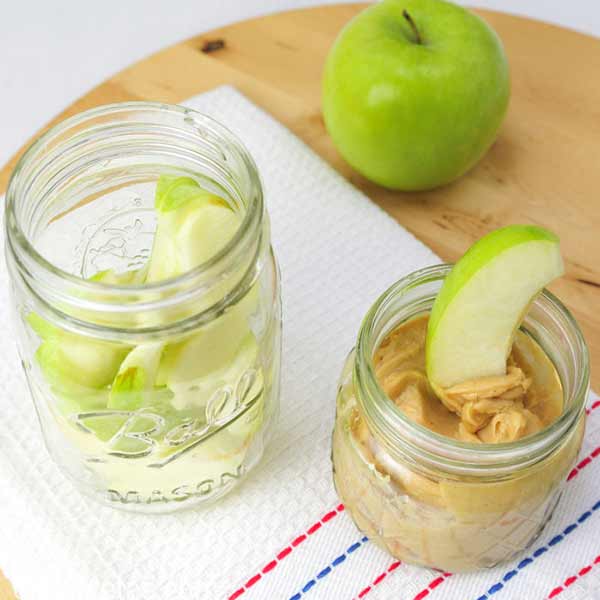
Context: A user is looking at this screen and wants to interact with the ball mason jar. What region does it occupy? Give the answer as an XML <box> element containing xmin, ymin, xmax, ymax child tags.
<box><xmin>332</xmin><ymin>265</ymin><xmax>589</xmax><ymax>572</ymax></box>
<box><xmin>5</xmin><ymin>103</ymin><xmax>281</xmax><ymax>513</ymax></box>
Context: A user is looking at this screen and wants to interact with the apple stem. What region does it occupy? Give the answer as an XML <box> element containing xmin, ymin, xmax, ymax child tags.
<box><xmin>402</xmin><ymin>9</ymin><xmax>423</xmax><ymax>45</ymax></box>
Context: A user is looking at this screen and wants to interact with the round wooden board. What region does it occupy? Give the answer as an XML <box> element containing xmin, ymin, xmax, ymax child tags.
<box><xmin>1</xmin><ymin>4</ymin><xmax>599</xmax><ymax>596</ymax></box>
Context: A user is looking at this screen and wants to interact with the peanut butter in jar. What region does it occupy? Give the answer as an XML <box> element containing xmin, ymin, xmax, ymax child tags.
<box><xmin>331</xmin><ymin>266</ymin><xmax>589</xmax><ymax>572</ymax></box>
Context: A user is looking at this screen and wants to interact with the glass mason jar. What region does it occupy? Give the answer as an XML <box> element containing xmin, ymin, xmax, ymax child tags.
<box><xmin>5</xmin><ymin>103</ymin><xmax>281</xmax><ymax>513</ymax></box>
<box><xmin>332</xmin><ymin>265</ymin><xmax>589</xmax><ymax>572</ymax></box>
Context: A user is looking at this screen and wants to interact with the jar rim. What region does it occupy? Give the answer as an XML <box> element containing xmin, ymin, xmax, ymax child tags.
<box><xmin>5</xmin><ymin>101</ymin><xmax>269</xmax><ymax>336</ymax></box>
<box><xmin>5</xmin><ymin>101</ymin><xmax>264</xmax><ymax>296</ymax></box>
<box><xmin>354</xmin><ymin>264</ymin><xmax>590</xmax><ymax>474</ymax></box>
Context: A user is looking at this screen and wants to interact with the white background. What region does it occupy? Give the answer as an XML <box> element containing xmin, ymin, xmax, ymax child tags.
<box><xmin>1</xmin><ymin>0</ymin><xmax>599</xmax><ymax>167</ymax></box>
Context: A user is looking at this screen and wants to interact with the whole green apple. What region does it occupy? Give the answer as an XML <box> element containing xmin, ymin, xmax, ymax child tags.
<box><xmin>322</xmin><ymin>0</ymin><xmax>510</xmax><ymax>190</ymax></box>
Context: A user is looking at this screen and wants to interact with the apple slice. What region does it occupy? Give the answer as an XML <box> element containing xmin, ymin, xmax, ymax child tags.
<box><xmin>27</xmin><ymin>266</ymin><xmax>143</xmax><ymax>399</ymax></box>
<box><xmin>28</xmin><ymin>312</ymin><xmax>130</xmax><ymax>392</ymax></box>
<box><xmin>108</xmin><ymin>342</ymin><xmax>165</xmax><ymax>410</ymax></box>
<box><xmin>146</xmin><ymin>176</ymin><xmax>239</xmax><ymax>283</ymax></box>
<box><xmin>426</xmin><ymin>225</ymin><xmax>563</xmax><ymax>389</ymax></box>
<box><xmin>88</xmin><ymin>267</ymin><xmax>147</xmax><ymax>285</ymax></box>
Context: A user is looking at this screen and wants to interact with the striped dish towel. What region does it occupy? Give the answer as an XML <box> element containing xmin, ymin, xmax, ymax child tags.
<box><xmin>0</xmin><ymin>86</ymin><xmax>597</xmax><ymax>600</ymax></box>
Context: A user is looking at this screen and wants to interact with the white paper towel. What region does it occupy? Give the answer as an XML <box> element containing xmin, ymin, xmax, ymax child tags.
<box><xmin>0</xmin><ymin>86</ymin><xmax>598</xmax><ymax>600</ymax></box>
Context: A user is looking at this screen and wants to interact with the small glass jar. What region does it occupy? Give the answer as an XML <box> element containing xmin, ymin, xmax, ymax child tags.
<box><xmin>5</xmin><ymin>103</ymin><xmax>281</xmax><ymax>513</ymax></box>
<box><xmin>332</xmin><ymin>265</ymin><xmax>589</xmax><ymax>572</ymax></box>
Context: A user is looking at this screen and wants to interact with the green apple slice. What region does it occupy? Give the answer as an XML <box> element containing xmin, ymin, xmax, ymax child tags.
<box><xmin>88</xmin><ymin>267</ymin><xmax>147</xmax><ymax>285</ymax></box>
<box><xmin>108</xmin><ymin>342</ymin><xmax>165</xmax><ymax>410</ymax></box>
<box><xmin>27</xmin><ymin>267</ymin><xmax>141</xmax><ymax>399</ymax></box>
<box><xmin>32</xmin><ymin>332</ymin><xmax>125</xmax><ymax>416</ymax></box>
<box><xmin>154</xmin><ymin>176</ymin><xmax>225</xmax><ymax>213</ymax></box>
<box><xmin>29</xmin><ymin>311</ymin><xmax>130</xmax><ymax>393</ymax></box>
<box><xmin>158</xmin><ymin>331</ymin><xmax>259</xmax><ymax>409</ymax></box>
<box><xmin>426</xmin><ymin>225</ymin><xmax>563</xmax><ymax>389</ymax></box>
<box><xmin>146</xmin><ymin>176</ymin><xmax>240</xmax><ymax>283</ymax></box>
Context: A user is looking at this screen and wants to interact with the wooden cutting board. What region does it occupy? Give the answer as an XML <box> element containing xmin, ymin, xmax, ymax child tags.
<box><xmin>1</xmin><ymin>4</ymin><xmax>599</xmax><ymax>597</ymax></box>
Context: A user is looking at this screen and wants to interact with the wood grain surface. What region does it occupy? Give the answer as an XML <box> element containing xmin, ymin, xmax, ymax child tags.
<box><xmin>1</xmin><ymin>4</ymin><xmax>599</xmax><ymax>596</ymax></box>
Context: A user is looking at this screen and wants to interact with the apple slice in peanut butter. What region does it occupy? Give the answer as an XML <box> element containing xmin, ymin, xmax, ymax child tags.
<box><xmin>374</xmin><ymin>317</ymin><xmax>564</xmax><ymax>444</ymax></box>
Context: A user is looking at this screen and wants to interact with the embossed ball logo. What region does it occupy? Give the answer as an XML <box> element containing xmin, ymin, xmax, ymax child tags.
<box><xmin>72</xmin><ymin>367</ymin><xmax>261</xmax><ymax>466</ymax></box>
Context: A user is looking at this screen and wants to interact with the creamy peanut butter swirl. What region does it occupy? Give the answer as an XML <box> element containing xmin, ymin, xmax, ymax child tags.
<box><xmin>374</xmin><ymin>315</ymin><xmax>562</xmax><ymax>443</ymax></box>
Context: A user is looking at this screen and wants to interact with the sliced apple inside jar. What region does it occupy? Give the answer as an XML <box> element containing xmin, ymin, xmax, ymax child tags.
<box><xmin>29</xmin><ymin>175</ymin><xmax>261</xmax><ymax>468</ymax></box>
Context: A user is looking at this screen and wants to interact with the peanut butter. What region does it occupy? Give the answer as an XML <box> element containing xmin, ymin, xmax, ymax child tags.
<box><xmin>374</xmin><ymin>314</ymin><xmax>563</xmax><ymax>443</ymax></box>
<box><xmin>331</xmin><ymin>312</ymin><xmax>584</xmax><ymax>571</ymax></box>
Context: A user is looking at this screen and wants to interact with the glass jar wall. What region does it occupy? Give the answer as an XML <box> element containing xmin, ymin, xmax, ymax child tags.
<box><xmin>5</xmin><ymin>103</ymin><xmax>281</xmax><ymax>513</ymax></box>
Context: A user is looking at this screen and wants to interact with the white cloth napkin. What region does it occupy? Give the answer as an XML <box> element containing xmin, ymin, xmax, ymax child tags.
<box><xmin>0</xmin><ymin>86</ymin><xmax>598</xmax><ymax>600</ymax></box>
